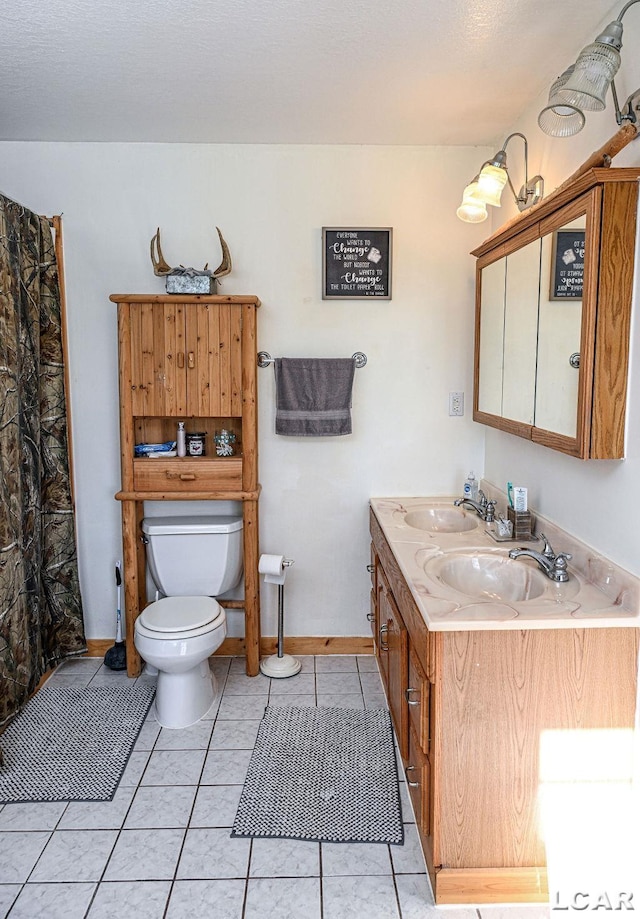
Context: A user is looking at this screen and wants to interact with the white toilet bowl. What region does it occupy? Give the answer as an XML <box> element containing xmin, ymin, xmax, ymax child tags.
<box><xmin>134</xmin><ymin>595</ymin><xmax>227</xmax><ymax>729</ymax></box>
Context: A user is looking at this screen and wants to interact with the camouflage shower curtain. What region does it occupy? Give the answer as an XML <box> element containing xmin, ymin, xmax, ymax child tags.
<box><xmin>0</xmin><ymin>195</ymin><xmax>86</xmax><ymax>727</ymax></box>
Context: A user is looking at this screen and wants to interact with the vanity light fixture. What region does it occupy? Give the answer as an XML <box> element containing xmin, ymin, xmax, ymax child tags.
<box><xmin>538</xmin><ymin>0</ymin><xmax>640</xmax><ymax>137</ymax></box>
<box><xmin>456</xmin><ymin>132</ymin><xmax>544</xmax><ymax>223</ymax></box>
<box><xmin>456</xmin><ymin>176</ymin><xmax>489</xmax><ymax>223</ymax></box>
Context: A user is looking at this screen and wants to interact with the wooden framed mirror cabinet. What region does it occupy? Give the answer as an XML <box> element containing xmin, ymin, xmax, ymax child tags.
<box><xmin>472</xmin><ymin>166</ymin><xmax>640</xmax><ymax>459</ymax></box>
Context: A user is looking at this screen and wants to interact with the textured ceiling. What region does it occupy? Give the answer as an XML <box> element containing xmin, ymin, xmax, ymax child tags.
<box><xmin>1</xmin><ymin>0</ymin><xmax>622</xmax><ymax>145</ymax></box>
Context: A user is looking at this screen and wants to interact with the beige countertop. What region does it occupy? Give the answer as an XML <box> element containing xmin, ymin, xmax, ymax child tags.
<box><xmin>370</xmin><ymin>495</ymin><xmax>640</xmax><ymax>631</ymax></box>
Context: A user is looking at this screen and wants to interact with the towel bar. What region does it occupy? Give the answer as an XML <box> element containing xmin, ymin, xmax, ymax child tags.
<box><xmin>257</xmin><ymin>351</ymin><xmax>367</xmax><ymax>368</ymax></box>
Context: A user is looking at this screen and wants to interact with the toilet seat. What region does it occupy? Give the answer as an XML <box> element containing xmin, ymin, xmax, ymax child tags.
<box><xmin>137</xmin><ymin>596</ymin><xmax>224</xmax><ymax>641</ymax></box>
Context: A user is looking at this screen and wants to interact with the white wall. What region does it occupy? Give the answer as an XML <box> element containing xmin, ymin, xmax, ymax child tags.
<box><xmin>482</xmin><ymin>6</ymin><xmax>640</xmax><ymax>576</ymax></box>
<box><xmin>0</xmin><ymin>143</ymin><xmax>487</xmax><ymax>639</ymax></box>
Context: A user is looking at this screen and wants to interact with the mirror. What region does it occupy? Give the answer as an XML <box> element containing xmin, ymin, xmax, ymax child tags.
<box><xmin>472</xmin><ymin>169</ymin><xmax>639</xmax><ymax>459</ymax></box>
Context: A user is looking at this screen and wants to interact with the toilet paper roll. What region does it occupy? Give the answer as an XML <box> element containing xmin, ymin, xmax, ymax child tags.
<box><xmin>259</xmin><ymin>554</ymin><xmax>287</xmax><ymax>585</ymax></box>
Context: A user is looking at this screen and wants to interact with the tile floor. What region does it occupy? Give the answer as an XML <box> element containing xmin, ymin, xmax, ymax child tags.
<box><xmin>0</xmin><ymin>654</ymin><xmax>552</xmax><ymax>919</ymax></box>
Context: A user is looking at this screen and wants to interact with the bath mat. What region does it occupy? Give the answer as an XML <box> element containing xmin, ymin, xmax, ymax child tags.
<box><xmin>232</xmin><ymin>706</ymin><xmax>403</xmax><ymax>844</ymax></box>
<box><xmin>0</xmin><ymin>682</ymin><xmax>155</xmax><ymax>803</ymax></box>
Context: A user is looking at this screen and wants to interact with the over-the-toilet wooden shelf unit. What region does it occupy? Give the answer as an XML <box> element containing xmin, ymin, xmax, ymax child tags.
<box><xmin>112</xmin><ymin>294</ymin><xmax>261</xmax><ymax>679</ymax></box>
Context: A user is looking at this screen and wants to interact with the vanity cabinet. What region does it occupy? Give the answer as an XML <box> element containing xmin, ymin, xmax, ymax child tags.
<box><xmin>370</xmin><ymin>510</ymin><xmax>437</xmax><ymax>879</ymax></box>
<box><xmin>473</xmin><ymin>168</ymin><xmax>640</xmax><ymax>458</ymax></box>
<box><xmin>370</xmin><ymin>506</ymin><xmax>638</xmax><ymax>905</ymax></box>
<box><xmin>113</xmin><ymin>294</ymin><xmax>261</xmax><ymax>679</ymax></box>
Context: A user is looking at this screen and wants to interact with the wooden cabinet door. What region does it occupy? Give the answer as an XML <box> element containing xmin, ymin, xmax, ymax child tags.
<box><xmin>128</xmin><ymin>301</ymin><xmax>242</xmax><ymax>418</ymax></box>
<box><xmin>379</xmin><ymin>568</ymin><xmax>408</xmax><ymax>759</ymax></box>
<box><xmin>407</xmin><ymin>644</ymin><xmax>430</xmax><ymax>756</ymax></box>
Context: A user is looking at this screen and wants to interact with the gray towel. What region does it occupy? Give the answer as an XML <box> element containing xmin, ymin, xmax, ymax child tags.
<box><xmin>275</xmin><ymin>358</ymin><xmax>356</xmax><ymax>436</ymax></box>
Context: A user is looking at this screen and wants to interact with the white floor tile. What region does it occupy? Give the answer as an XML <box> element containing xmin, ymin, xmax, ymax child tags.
<box><xmin>201</xmin><ymin>748</ymin><xmax>253</xmax><ymax>785</ymax></box>
<box><xmin>103</xmin><ymin>828</ymin><xmax>185</xmax><ymax>881</ymax></box>
<box><xmin>0</xmin><ymin>830</ymin><xmax>50</xmax><ymax>883</ymax></box>
<box><xmin>359</xmin><ymin>671</ymin><xmax>384</xmax><ymax>692</ymax></box>
<box><xmin>217</xmin><ymin>694</ymin><xmax>269</xmax><ymax>720</ymax></box>
<box><xmin>323</xmin><ymin>874</ymin><xmax>400</xmax><ymax>918</ymax></box>
<box><xmin>321</xmin><ymin>841</ymin><xmax>393</xmax><ymax>876</ymax></box>
<box><xmin>394</xmin><ymin>873</ymin><xmax>437</xmax><ymax>917</ymax></box>
<box><xmin>0</xmin><ymin>801</ymin><xmax>67</xmax><ymax>831</ymax></box>
<box><xmin>223</xmin><ymin>673</ymin><xmax>271</xmax><ymax>695</ymax></box>
<box><xmin>87</xmin><ymin>880</ymin><xmax>171</xmax><ymax>918</ymax></box>
<box><xmin>124</xmin><ymin>784</ymin><xmax>197</xmax><ymax>829</ymax></box>
<box><xmin>480</xmin><ymin>908</ymin><xmax>550</xmax><ymax>919</ymax></box>
<box><xmin>356</xmin><ymin>655</ymin><xmax>379</xmax><ymax>672</ymax></box>
<box><xmin>317</xmin><ymin>693</ymin><xmax>364</xmax><ymax>709</ymax></box>
<box><xmin>190</xmin><ymin>785</ymin><xmax>242</xmax><ymax>828</ymax></box>
<box><xmin>165</xmin><ymin>879</ymin><xmax>245</xmax><ymax>918</ymax></box>
<box><xmin>140</xmin><ymin>749</ymin><xmax>206</xmax><ymax>785</ymax></box>
<box><xmin>119</xmin><ymin>750</ymin><xmax>151</xmax><ymax>786</ymax></box>
<box><xmin>267</xmin><ymin>693</ymin><xmax>316</xmax><ymax>707</ymax></box>
<box><xmin>58</xmin><ymin>785</ymin><xmax>135</xmax><ymax>830</ymax></box>
<box><xmin>244</xmin><ymin>876</ymin><xmax>321</xmax><ymax>919</ymax></box>
<box><xmin>30</xmin><ymin>830</ymin><xmax>118</xmax><ymax>882</ymax></box>
<box><xmin>0</xmin><ymin>885</ymin><xmax>21</xmax><ymax>918</ymax></box>
<box><xmin>155</xmin><ymin>720</ymin><xmax>214</xmax><ymax>750</ymax></box>
<box><xmin>315</xmin><ymin>655</ymin><xmax>358</xmax><ymax>672</ymax></box>
<box><xmin>389</xmin><ymin>824</ymin><xmax>427</xmax><ymax>874</ymax></box>
<box><xmin>209</xmin><ymin>719</ymin><xmax>261</xmax><ymax>750</ymax></box>
<box><xmin>268</xmin><ymin>673</ymin><xmax>316</xmax><ymax>695</ymax></box>
<box><xmin>249</xmin><ymin>837</ymin><xmax>320</xmax><ymax>877</ymax></box>
<box><xmin>133</xmin><ymin>721</ymin><xmax>162</xmax><ymax>751</ymax></box>
<box><xmin>8</xmin><ymin>881</ymin><xmax>95</xmax><ymax>918</ymax></box>
<box><xmin>316</xmin><ymin>673</ymin><xmax>362</xmax><ymax>694</ymax></box>
<box><xmin>177</xmin><ymin>827</ymin><xmax>250</xmax><ymax>879</ymax></box>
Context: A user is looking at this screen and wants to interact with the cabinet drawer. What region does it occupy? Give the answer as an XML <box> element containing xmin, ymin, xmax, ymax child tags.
<box><xmin>405</xmin><ymin>722</ymin><xmax>430</xmax><ymax>838</ymax></box>
<box><xmin>133</xmin><ymin>457</ymin><xmax>243</xmax><ymax>491</ymax></box>
<box><xmin>406</xmin><ymin>644</ymin><xmax>430</xmax><ymax>756</ymax></box>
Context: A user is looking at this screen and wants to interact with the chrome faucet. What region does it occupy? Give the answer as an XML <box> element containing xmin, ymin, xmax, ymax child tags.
<box><xmin>508</xmin><ymin>534</ymin><xmax>572</xmax><ymax>582</ymax></box>
<box><xmin>453</xmin><ymin>490</ymin><xmax>496</xmax><ymax>523</ymax></box>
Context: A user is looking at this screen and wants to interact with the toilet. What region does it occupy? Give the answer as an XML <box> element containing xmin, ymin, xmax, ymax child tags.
<box><xmin>134</xmin><ymin>514</ymin><xmax>243</xmax><ymax>728</ymax></box>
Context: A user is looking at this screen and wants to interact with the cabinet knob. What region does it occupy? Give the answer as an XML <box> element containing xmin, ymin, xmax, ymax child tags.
<box><xmin>367</xmin><ymin>612</ymin><xmax>375</xmax><ymax>622</ymax></box>
<box><xmin>366</xmin><ymin>564</ymin><xmax>374</xmax><ymax>573</ymax></box>
<box><xmin>177</xmin><ymin>351</ymin><xmax>185</xmax><ymax>369</ymax></box>
<box><xmin>405</xmin><ymin>765</ymin><xmax>420</xmax><ymax>788</ymax></box>
<box><xmin>187</xmin><ymin>351</ymin><xmax>195</xmax><ymax>369</ymax></box>
<box><xmin>405</xmin><ymin>687</ymin><xmax>420</xmax><ymax>706</ymax></box>
<box><xmin>179</xmin><ymin>474</ymin><xmax>196</xmax><ymax>481</ymax></box>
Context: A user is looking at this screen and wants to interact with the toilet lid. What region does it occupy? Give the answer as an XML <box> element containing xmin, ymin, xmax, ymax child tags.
<box><xmin>139</xmin><ymin>596</ymin><xmax>223</xmax><ymax>633</ymax></box>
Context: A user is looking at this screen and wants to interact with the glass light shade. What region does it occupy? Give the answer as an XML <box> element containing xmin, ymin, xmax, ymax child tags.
<box><xmin>476</xmin><ymin>164</ymin><xmax>508</xmax><ymax>207</ymax></box>
<box><xmin>456</xmin><ymin>180</ymin><xmax>488</xmax><ymax>223</ymax></box>
<box><xmin>556</xmin><ymin>41</ymin><xmax>621</xmax><ymax>111</ymax></box>
<box><xmin>538</xmin><ymin>67</ymin><xmax>586</xmax><ymax>137</ymax></box>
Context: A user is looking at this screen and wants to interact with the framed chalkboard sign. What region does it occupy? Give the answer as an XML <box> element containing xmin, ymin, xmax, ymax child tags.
<box><xmin>550</xmin><ymin>228</ymin><xmax>585</xmax><ymax>301</ymax></box>
<box><xmin>322</xmin><ymin>227</ymin><xmax>392</xmax><ymax>300</ymax></box>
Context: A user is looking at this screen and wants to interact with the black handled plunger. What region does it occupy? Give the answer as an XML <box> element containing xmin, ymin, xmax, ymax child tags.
<box><xmin>104</xmin><ymin>562</ymin><xmax>127</xmax><ymax>670</ymax></box>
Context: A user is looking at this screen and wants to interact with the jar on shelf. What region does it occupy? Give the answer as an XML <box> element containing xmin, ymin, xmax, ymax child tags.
<box><xmin>214</xmin><ymin>429</ymin><xmax>236</xmax><ymax>456</ymax></box>
<box><xmin>186</xmin><ymin>432</ymin><xmax>206</xmax><ymax>456</ymax></box>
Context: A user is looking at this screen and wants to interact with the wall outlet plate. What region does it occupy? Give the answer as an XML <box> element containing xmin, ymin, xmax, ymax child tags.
<box><xmin>449</xmin><ymin>391</ymin><xmax>464</xmax><ymax>416</ymax></box>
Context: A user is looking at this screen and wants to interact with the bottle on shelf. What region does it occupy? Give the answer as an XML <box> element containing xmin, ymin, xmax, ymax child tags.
<box><xmin>177</xmin><ymin>421</ymin><xmax>187</xmax><ymax>457</ymax></box>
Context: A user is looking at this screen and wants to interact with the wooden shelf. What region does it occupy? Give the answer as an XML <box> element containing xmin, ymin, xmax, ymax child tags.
<box><xmin>113</xmin><ymin>294</ymin><xmax>261</xmax><ymax>678</ymax></box>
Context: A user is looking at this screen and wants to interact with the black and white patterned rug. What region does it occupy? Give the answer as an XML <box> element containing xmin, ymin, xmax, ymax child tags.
<box><xmin>0</xmin><ymin>682</ymin><xmax>156</xmax><ymax>803</ymax></box>
<box><xmin>232</xmin><ymin>706</ymin><xmax>404</xmax><ymax>845</ymax></box>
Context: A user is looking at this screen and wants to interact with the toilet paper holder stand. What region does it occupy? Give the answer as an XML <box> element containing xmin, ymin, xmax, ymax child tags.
<box><xmin>259</xmin><ymin>557</ymin><xmax>301</xmax><ymax>679</ymax></box>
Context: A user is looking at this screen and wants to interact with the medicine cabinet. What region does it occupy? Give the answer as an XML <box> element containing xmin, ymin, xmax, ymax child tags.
<box><xmin>472</xmin><ymin>167</ymin><xmax>640</xmax><ymax>459</ymax></box>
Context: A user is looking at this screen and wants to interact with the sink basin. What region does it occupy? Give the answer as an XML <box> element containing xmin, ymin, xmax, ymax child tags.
<box><xmin>404</xmin><ymin>506</ymin><xmax>478</xmax><ymax>534</ymax></box>
<box><xmin>424</xmin><ymin>551</ymin><xmax>548</xmax><ymax>602</ymax></box>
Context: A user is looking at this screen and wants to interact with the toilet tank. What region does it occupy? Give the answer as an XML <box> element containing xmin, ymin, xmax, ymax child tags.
<box><xmin>141</xmin><ymin>515</ymin><xmax>243</xmax><ymax>597</ymax></box>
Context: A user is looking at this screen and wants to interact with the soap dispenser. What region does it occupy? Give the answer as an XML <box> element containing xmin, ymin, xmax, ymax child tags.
<box><xmin>463</xmin><ymin>471</ymin><xmax>478</xmax><ymax>501</ymax></box>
